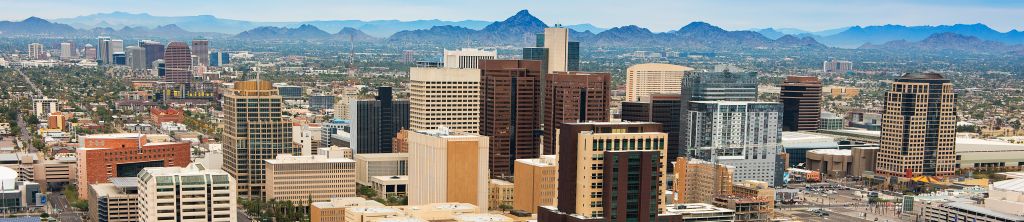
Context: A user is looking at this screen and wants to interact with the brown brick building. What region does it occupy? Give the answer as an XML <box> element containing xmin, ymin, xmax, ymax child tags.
<box><xmin>542</xmin><ymin>71</ymin><xmax>611</xmax><ymax>155</ymax></box>
<box><xmin>76</xmin><ymin>133</ymin><xmax>190</xmax><ymax>199</ymax></box>
<box><xmin>479</xmin><ymin>59</ymin><xmax>542</xmax><ymax>179</ymax></box>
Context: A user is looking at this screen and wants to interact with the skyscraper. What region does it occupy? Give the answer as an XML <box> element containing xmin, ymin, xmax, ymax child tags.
<box><xmin>27</xmin><ymin>43</ymin><xmax>44</xmax><ymax>60</ymax></box>
<box><xmin>125</xmin><ymin>46</ymin><xmax>147</xmax><ymax>70</ymax></box>
<box><xmin>680</xmin><ymin>72</ymin><xmax>758</xmax><ymax>155</ymax></box>
<box><xmin>624</xmin><ymin>63</ymin><xmax>694</xmax><ymax>102</ymax></box>
<box><xmin>222</xmin><ymin>80</ymin><xmax>297</xmax><ymax>198</ymax></box>
<box><xmin>685</xmin><ymin>101</ymin><xmax>782</xmax><ymax>186</ymax></box>
<box><xmin>191</xmin><ymin>38</ymin><xmax>209</xmax><ymax>67</ymax></box>
<box><xmin>97</xmin><ymin>36</ymin><xmax>110</xmax><ymax>64</ymax></box>
<box><xmin>350</xmin><ymin>87</ymin><xmax>410</xmax><ymax>154</ymax></box>
<box><xmin>621</xmin><ymin>94</ymin><xmax>683</xmax><ymax>173</ymax></box>
<box><xmin>780</xmin><ymin>76</ymin><xmax>822</xmax><ymax>131</ymax></box>
<box><xmin>479</xmin><ymin>60</ymin><xmax>542</xmax><ymax>178</ymax></box>
<box><xmin>109</xmin><ymin>39</ymin><xmax>124</xmax><ymax>64</ymax></box>
<box><xmin>84</xmin><ymin>44</ymin><xmax>96</xmax><ymax>60</ymax></box>
<box><xmin>407</xmin><ymin>129</ymin><xmax>489</xmax><ymax>210</ymax></box>
<box><xmin>875</xmin><ymin>73</ymin><xmax>957</xmax><ymax>177</ymax></box>
<box><xmin>542</xmin><ymin>71</ymin><xmax>611</xmax><ymax>155</ymax></box>
<box><xmin>409</xmin><ymin>67</ymin><xmax>480</xmax><ymax>133</ymax></box>
<box><xmin>543</xmin><ymin>27</ymin><xmax>569</xmax><ymax>73</ymax></box>
<box><xmin>163</xmin><ymin>42</ymin><xmax>192</xmax><ymax>83</ymax></box>
<box><xmin>60</xmin><ymin>42</ymin><xmax>75</xmax><ymax>59</ymax></box>
<box><xmin>139</xmin><ymin>40</ymin><xmax>164</xmax><ymax>69</ymax></box>
<box><xmin>137</xmin><ymin>163</ymin><xmax>236</xmax><ymax>222</ymax></box>
<box><xmin>442</xmin><ymin>48</ymin><xmax>496</xmax><ymax>69</ymax></box>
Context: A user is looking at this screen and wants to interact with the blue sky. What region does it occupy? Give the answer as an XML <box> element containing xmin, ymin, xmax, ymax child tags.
<box><xmin>3</xmin><ymin>0</ymin><xmax>1024</xmax><ymax>32</ymax></box>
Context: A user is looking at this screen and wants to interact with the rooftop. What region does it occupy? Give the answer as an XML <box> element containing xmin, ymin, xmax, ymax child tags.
<box><xmin>664</xmin><ymin>203</ymin><xmax>735</xmax><ymax>215</ymax></box>
<box><xmin>454</xmin><ymin>214</ymin><xmax>513</xmax><ymax>222</ymax></box>
<box><xmin>264</xmin><ymin>154</ymin><xmax>355</xmax><ymax>164</ymax></box>
<box><xmin>808</xmin><ymin>149</ymin><xmax>852</xmax><ymax>156</ymax></box>
<box><xmin>992</xmin><ymin>178</ymin><xmax>1024</xmax><ymax>192</ymax></box>
<box><xmin>514</xmin><ymin>155</ymin><xmax>557</xmax><ymax>167</ymax></box>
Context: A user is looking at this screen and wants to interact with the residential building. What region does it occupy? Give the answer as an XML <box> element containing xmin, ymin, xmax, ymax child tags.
<box><xmin>407</xmin><ymin>129</ymin><xmax>489</xmax><ymax>211</ymax></box>
<box><xmin>875</xmin><ymin>73</ymin><xmax>957</xmax><ymax>177</ymax></box>
<box><xmin>265</xmin><ymin>154</ymin><xmax>356</xmax><ymax>205</ymax></box>
<box><xmin>679</xmin><ymin>72</ymin><xmax>758</xmax><ymax>156</ymax></box>
<box><xmin>542</xmin><ymin>71</ymin><xmax>611</xmax><ymax>155</ymax></box>
<box><xmin>351</xmin><ymin>87</ymin><xmax>410</xmax><ymax>154</ymax></box>
<box><xmin>163</xmin><ymin>42</ymin><xmax>192</xmax><ymax>83</ymax></box>
<box><xmin>354</xmin><ymin>153</ymin><xmax>408</xmax><ymax>186</ymax></box>
<box><xmin>409</xmin><ymin>67</ymin><xmax>480</xmax><ymax>134</ymax></box>
<box><xmin>88</xmin><ymin>178</ymin><xmax>140</xmax><ymax>222</ymax></box>
<box><xmin>137</xmin><ymin>163</ymin><xmax>236</xmax><ymax>222</ymax></box>
<box><xmin>28</xmin><ymin>43</ymin><xmax>45</xmax><ymax>60</ymax></box>
<box><xmin>443</xmin><ymin>48</ymin><xmax>496</xmax><ymax>69</ymax></box>
<box><xmin>512</xmin><ymin>155</ymin><xmax>557</xmax><ymax>213</ymax></box>
<box><xmin>624</xmin><ymin>63</ymin><xmax>693</xmax><ymax>102</ymax></box>
<box><xmin>780</xmin><ymin>76</ymin><xmax>822</xmax><ymax>131</ymax></box>
<box><xmin>33</xmin><ymin>97</ymin><xmax>58</xmax><ymax>118</ymax></box>
<box><xmin>673</xmin><ymin>158</ymin><xmax>734</xmax><ymax>204</ymax></box>
<box><xmin>311</xmin><ymin>197</ymin><xmax>384</xmax><ymax>222</ymax></box>
<box><xmin>76</xmin><ymin>133</ymin><xmax>191</xmax><ymax>200</ymax></box>
<box><xmin>488</xmin><ymin>179</ymin><xmax>513</xmax><ymax>210</ymax></box>
<box><xmin>621</xmin><ymin>94</ymin><xmax>683</xmax><ymax>172</ymax></box>
<box><xmin>222</xmin><ymin>80</ymin><xmax>298</xmax><ymax>198</ymax></box>
<box><xmin>685</xmin><ymin>101</ymin><xmax>783</xmax><ymax>186</ymax></box>
<box><xmin>479</xmin><ymin>59</ymin><xmax>543</xmax><ymax>178</ymax></box>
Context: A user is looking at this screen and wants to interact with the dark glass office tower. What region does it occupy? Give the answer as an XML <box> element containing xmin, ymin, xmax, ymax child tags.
<box><xmin>139</xmin><ymin>40</ymin><xmax>164</xmax><ymax>69</ymax></box>
<box><xmin>351</xmin><ymin>87</ymin><xmax>410</xmax><ymax>154</ymax></box>
<box><xmin>567</xmin><ymin>41</ymin><xmax>580</xmax><ymax>71</ymax></box>
<box><xmin>780</xmin><ymin>76</ymin><xmax>822</xmax><ymax>131</ymax></box>
<box><xmin>480</xmin><ymin>60</ymin><xmax>543</xmax><ymax>179</ymax></box>
<box><xmin>603</xmin><ymin>150</ymin><xmax>662</xmax><ymax>222</ymax></box>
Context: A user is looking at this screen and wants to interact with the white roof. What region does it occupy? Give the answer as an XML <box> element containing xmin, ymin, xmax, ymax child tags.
<box><xmin>0</xmin><ymin>166</ymin><xmax>16</xmax><ymax>180</ymax></box>
<box><xmin>992</xmin><ymin>178</ymin><xmax>1024</xmax><ymax>192</ymax></box>
<box><xmin>808</xmin><ymin>149</ymin><xmax>852</xmax><ymax>156</ymax></box>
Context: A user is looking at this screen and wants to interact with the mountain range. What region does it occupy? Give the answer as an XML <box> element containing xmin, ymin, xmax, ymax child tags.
<box><xmin>860</xmin><ymin>32</ymin><xmax>1024</xmax><ymax>54</ymax></box>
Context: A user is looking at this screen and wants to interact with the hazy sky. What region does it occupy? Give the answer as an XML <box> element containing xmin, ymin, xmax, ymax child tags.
<box><xmin>4</xmin><ymin>0</ymin><xmax>1024</xmax><ymax>32</ymax></box>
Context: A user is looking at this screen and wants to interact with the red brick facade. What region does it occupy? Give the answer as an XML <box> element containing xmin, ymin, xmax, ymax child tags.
<box><xmin>76</xmin><ymin>134</ymin><xmax>191</xmax><ymax>199</ymax></box>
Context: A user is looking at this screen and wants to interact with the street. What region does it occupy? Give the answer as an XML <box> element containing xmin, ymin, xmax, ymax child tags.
<box><xmin>47</xmin><ymin>193</ymin><xmax>84</xmax><ymax>222</ymax></box>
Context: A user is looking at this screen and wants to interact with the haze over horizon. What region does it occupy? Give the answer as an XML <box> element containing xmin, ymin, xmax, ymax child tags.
<box><xmin>4</xmin><ymin>0</ymin><xmax>1024</xmax><ymax>32</ymax></box>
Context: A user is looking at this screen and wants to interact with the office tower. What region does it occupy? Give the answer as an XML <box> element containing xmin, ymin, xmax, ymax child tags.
<box><xmin>685</xmin><ymin>101</ymin><xmax>782</xmax><ymax>186</ymax></box>
<box><xmin>265</xmin><ymin>154</ymin><xmax>356</xmax><ymax>205</ymax></box>
<box><xmin>28</xmin><ymin>43</ymin><xmax>44</xmax><ymax>60</ymax></box>
<box><xmin>823</xmin><ymin>60</ymin><xmax>853</xmax><ymax>73</ymax></box>
<box><xmin>97</xmin><ymin>36</ymin><xmax>110</xmax><ymax>64</ymax></box>
<box><xmin>621</xmin><ymin>94</ymin><xmax>683</xmax><ymax>172</ymax></box>
<box><xmin>126</xmin><ymin>46</ymin><xmax>147</xmax><ymax>70</ymax></box>
<box><xmin>542</xmin><ymin>71</ymin><xmax>611</xmax><ymax>155</ymax></box>
<box><xmin>137</xmin><ymin>163</ymin><xmax>236</xmax><ymax>222</ymax></box>
<box><xmin>33</xmin><ymin>97</ymin><xmax>58</xmax><ymax>117</ymax></box>
<box><xmin>163</xmin><ymin>42</ymin><xmax>192</xmax><ymax>83</ymax></box>
<box><xmin>624</xmin><ymin>63</ymin><xmax>693</xmax><ymax>102</ymax></box>
<box><xmin>88</xmin><ymin>178</ymin><xmax>140</xmax><ymax>222</ymax></box>
<box><xmin>309</xmin><ymin>95</ymin><xmax>335</xmax><ymax>111</ymax></box>
<box><xmin>112</xmin><ymin>52</ymin><xmax>126</xmax><ymax>65</ymax></box>
<box><xmin>443</xmin><ymin>48</ymin><xmax>497</xmax><ymax>69</ymax></box>
<box><xmin>512</xmin><ymin>155</ymin><xmax>557</xmax><ymax>214</ymax></box>
<box><xmin>407</xmin><ymin>129</ymin><xmax>489</xmax><ymax>211</ymax></box>
<box><xmin>60</xmin><ymin>42</ymin><xmax>74</xmax><ymax>59</ymax></box>
<box><xmin>541</xmin><ymin>122</ymin><xmax>667</xmax><ymax>221</ymax></box>
<box><xmin>673</xmin><ymin>158</ymin><xmax>733</xmax><ymax>204</ymax></box>
<box><xmin>84</xmin><ymin>44</ymin><xmax>96</xmax><ymax>60</ymax></box>
<box><xmin>875</xmin><ymin>73</ymin><xmax>956</xmax><ymax>177</ymax></box>
<box><xmin>152</xmin><ymin>59</ymin><xmax>165</xmax><ymax>77</ymax></box>
<box><xmin>354</xmin><ymin>153</ymin><xmax>408</xmax><ymax>186</ymax></box>
<box><xmin>320</xmin><ymin>118</ymin><xmax>349</xmax><ymax>148</ymax></box>
<box><xmin>209</xmin><ymin>50</ymin><xmax>230</xmax><ymax>67</ymax></box>
<box><xmin>191</xmin><ymin>38</ymin><xmax>209</xmax><ymax>67</ymax></box>
<box><xmin>109</xmin><ymin>39</ymin><xmax>124</xmax><ymax>63</ymax></box>
<box><xmin>543</xmin><ymin>27</ymin><xmax>569</xmax><ymax>73</ymax></box>
<box><xmin>567</xmin><ymin>42</ymin><xmax>579</xmax><ymax>71</ymax></box>
<box><xmin>479</xmin><ymin>60</ymin><xmax>543</xmax><ymax>178</ymax></box>
<box><xmin>76</xmin><ymin>134</ymin><xmax>191</xmax><ymax>199</ymax></box>
<box><xmin>780</xmin><ymin>76</ymin><xmax>822</xmax><ymax>131</ymax></box>
<box><xmin>333</xmin><ymin>86</ymin><xmax>359</xmax><ymax>120</ymax></box>
<box><xmin>222</xmin><ymin>80</ymin><xmax>298</xmax><ymax>198</ymax></box>
<box><xmin>522</xmin><ymin>47</ymin><xmax>549</xmax><ymax>73</ymax></box>
<box><xmin>350</xmin><ymin>87</ymin><xmax>410</xmax><ymax>154</ymax></box>
<box><xmin>409</xmin><ymin>67</ymin><xmax>481</xmax><ymax>134</ymax></box>
<box><xmin>679</xmin><ymin>72</ymin><xmax>758</xmax><ymax>155</ymax></box>
<box><xmin>139</xmin><ymin>40</ymin><xmax>164</xmax><ymax>68</ymax></box>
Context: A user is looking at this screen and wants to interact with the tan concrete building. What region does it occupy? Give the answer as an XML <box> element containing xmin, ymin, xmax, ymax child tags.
<box><xmin>407</xmin><ymin>129</ymin><xmax>489</xmax><ymax>211</ymax></box>
<box><xmin>310</xmin><ymin>197</ymin><xmax>384</xmax><ymax>222</ymax></box>
<box><xmin>409</xmin><ymin>67</ymin><xmax>480</xmax><ymax>134</ymax></box>
<box><xmin>137</xmin><ymin>163</ymin><xmax>236</xmax><ymax>222</ymax></box>
<box><xmin>265</xmin><ymin>154</ymin><xmax>356</xmax><ymax>205</ymax></box>
<box><xmin>673</xmin><ymin>157</ymin><xmax>734</xmax><ymax>204</ymax></box>
<box><xmin>320</xmin><ymin>146</ymin><xmax>354</xmax><ymax>159</ymax></box>
<box><xmin>712</xmin><ymin>196</ymin><xmax>771</xmax><ymax>222</ymax></box>
<box><xmin>488</xmin><ymin>179</ymin><xmax>513</xmax><ymax>210</ymax></box>
<box><xmin>222</xmin><ymin>80</ymin><xmax>298</xmax><ymax>198</ymax></box>
<box><xmin>88</xmin><ymin>178</ymin><xmax>140</xmax><ymax>222</ymax></box>
<box><xmin>733</xmin><ymin>180</ymin><xmax>776</xmax><ymax>210</ymax></box>
<box><xmin>544</xmin><ymin>27</ymin><xmax>569</xmax><ymax>73</ymax></box>
<box><xmin>851</xmin><ymin>147</ymin><xmax>879</xmax><ymax>177</ymax></box>
<box><xmin>21</xmin><ymin>156</ymin><xmax>76</xmax><ymax>191</ymax></box>
<box><xmin>512</xmin><ymin>155</ymin><xmax>557</xmax><ymax>213</ymax></box>
<box><xmin>370</xmin><ymin>175</ymin><xmax>408</xmax><ymax>199</ymax></box>
<box><xmin>355</xmin><ymin>153</ymin><xmax>408</xmax><ymax>186</ymax></box>
<box><xmin>876</xmin><ymin>73</ymin><xmax>957</xmax><ymax>177</ymax></box>
<box><xmin>827</xmin><ymin>86</ymin><xmax>861</xmax><ymax>98</ymax></box>
<box><xmin>624</xmin><ymin>63</ymin><xmax>693</xmax><ymax>102</ymax></box>
<box><xmin>805</xmin><ymin>149</ymin><xmax>854</xmax><ymax>178</ymax></box>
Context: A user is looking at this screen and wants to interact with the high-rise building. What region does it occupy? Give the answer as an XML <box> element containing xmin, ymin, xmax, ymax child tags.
<box><xmin>685</xmin><ymin>101</ymin><xmax>782</xmax><ymax>186</ymax></box>
<box><xmin>875</xmin><ymin>73</ymin><xmax>956</xmax><ymax>177</ymax></box>
<box><xmin>60</xmin><ymin>42</ymin><xmax>75</xmax><ymax>59</ymax></box>
<box><xmin>28</xmin><ymin>43</ymin><xmax>44</xmax><ymax>60</ymax></box>
<box><xmin>409</xmin><ymin>67</ymin><xmax>480</xmax><ymax>133</ymax></box>
<box><xmin>320</xmin><ymin>118</ymin><xmax>349</xmax><ymax>148</ymax></box>
<box><xmin>540</xmin><ymin>122</ymin><xmax>668</xmax><ymax>221</ymax></box>
<box><xmin>780</xmin><ymin>76</ymin><xmax>822</xmax><ymax>131</ymax></box>
<box><xmin>191</xmin><ymin>38</ymin><xmax>209</xmax><ymax>67</ymax></box>
<box><xmin>823</xmin><ymin>60</ymin><xmax>853</xmax><ymax>73</ymax></box>
<box><xmin>97</xmin><ymin>36</ymin><xmax>111</xmax><ymax>64</ymax></box>
<box><xmin>209</xmin><ymin>50</ymin><xmax>231</xmax><ymax>67</ymax></box>
<box><xmin>265</xmin><ymin>154</ymin><xmax>356</xmax><ymax>205</ymax></box>
<box><xmin>620</xmin><ymin>94</ymin><xmax>683</xmax><ymax>172</ymax></box>
<box><xmin>84</xmin><ymin>44</ymin><xmax>96</xmax><ymax>60</ymax></box>
<box><xmin>32</xmin><ymin>97</ymin><xmax>58</xmax><ymax>118</ymax></box>
<box><xmin>443</xmin><ymin>48</ymin><xmax>496</xmax><ymax>69</ymax></box>
<box><xmin>407</xmin><ymin>129</ymin><xmax>489</xmax><ymax>211</ymax></box>
<box><xmin>76</xmin><ymin>134</ymin><xmax>191</xmax><ymax>199</ymax></box>
<box><xmin>333</xmin><ymin>86</ymin><xmax>360</xmax><ymax>120</ymax></box>
<box><xmin>624</xmin><ymin>63</ymin><xmax>693</xmax><ymax>102</ymax></box>
<box><xmin>139</xmin><ymin>40</ymin><xmax>164</xmax><ymax>69</ymax></box>
<box><xmin>673</xmin><ymin>158</ymin><xmax>734</xmax><ymax>204</ymax></box>
<box><xmin>512</xmin><ymin>155</ymin><xmax>557</xmax><ymax>214</ymax></box>
<box><xmin>310</xmin><ymin>95</ymin><xmax>335</xmax><ymax>111</ymax></box>
<box><xmin>126</xmin><ymin>46</ymin><xmax>147</xmax><ymax>70</ymax></box>
<box><xmin>542</xmin><ymin>71</ymin><xmax>611</xmax><ymax>155</ymax></box>
<box><xmin>109</xmin><ymin>39</ymin><xmax>124</xmax><ymax>64</ymax></box>
<box><xmin>152</xmin><ymin>59</ymin><xmax>165</xmax><ymax>77</ymax></box>
<box><xmin>479</xmin><ymin>60</ymin><xmax>543</xmax><ymax>178</ymax></box>
<box><xmin>543</xmin><ymin>27</ymin><xmax>570</xmax><ymax>73</ymax></box>
<box><xmin>350</xmin><ymin>87</ymin><xmax>410</xmax><ymax>154</ymax></box>
<box><xmin>163</xmin><ymin>42</ymin><xmax>193</xmax><ymax>83</ymax></box>
<box><xmin>222</xmin><ymin>80</ymin><xmax>298</xmax><ymax>198</ymax></box>
<box><xmin>112</xmin><ymin>52</ymin><xmax>127</xmax><ymax>65</ymax></box>
<box><xmin>680</xmin><ymin>72</ymin><xmax>758</xmax><ymax>155</ymax></box>
<box><xmin>137</xmin><ymin>163</ymin><xmax>236</xmax><ymax>222</ymax></box>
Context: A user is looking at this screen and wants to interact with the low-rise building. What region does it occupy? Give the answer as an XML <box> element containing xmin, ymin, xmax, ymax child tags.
<box><xmin>664</xmin><ymin>203</ymin><xmax>736</xmax><ymax>222</ymax></box>
<box><xmin>712</xmin><ymin>196</ymin><xmax>771</xmax><ymax>222</ymax></box>
<box><xmin>488</xmin><ymin>179</ymin><xmax>513</xmax><ymax>211</ymax></box>
<box><xmin>88</xmin><ymin>178</ymin><xmax>140</xmax><ymax>222</ymax></box>
<box><xmin>266</xmin><ymin>154</ymin><xmax>357</xmax><ymax>205</ymax></box>
<box><xmin>924</xmin><ymin>178</ymin><xmax>1024</xmax><ymax>222</ymax></box>
<box><xmin>512</xmin><ymin>155</ymin><xmax>557</xmax><ymax>214</ymax></box>
<box><xmin>345</xmin><ymin>203</ymin><xmax>480</xmax><ymax>222</ymax></box>
<box><xmin>370</xmin><ymin>175</ymin><xmax>408</xmax><ymax>199</ymax></box>
<box><xmin>355</xmin><ymin>153</ymin><xmax>408</xmax><ymax>186</ymax></box>
<box><xmin>311</xmin><ymin>197</ymin><xmax>385</xmax><ymax>222</ymax></box>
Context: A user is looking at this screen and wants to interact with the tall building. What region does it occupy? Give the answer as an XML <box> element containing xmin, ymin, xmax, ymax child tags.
<box><xmin>137</xmin><ymin>163</ymin><xmax>236</xmax><ymax>222</ymax></box>
<box><xmin>163</xmin><ymin>42</ymin><xmax>193</xmax><ymax>83</ymax></box>
<box><xmin>621</xmin><ymin>94</ymin><xmax>683</xmax><ymax>172</ymax></box>
<box><xmin>875</xmin><ymin>73</ymin><xmax>957</xmax><ymax>177</ymax></box>
<box><xmin>780</xmin><ymin>76</ymin><xmax>822</xmax><ymax>131</ymax></box>
<box><xmin>543</xmin><ymin>27</ymin><xmax>570</xmax><ymax>73</ymax></box>
<box><xmin>191</xmin><ymin>38</ymin><xmax>209</xmax><ymax>67</ymax></box>
<box><xmin>265</xmin><ymin>154</ymin><xmax>356</xmax><ymax>205</ymax></box>
<box><xmin>28</xmin><ymin>43</ymin><xmax>44</xmax><ymax>60</ymax></box>
<box><xmin>542</xmin><ymin>71</ymin><xmax>611</xmax><ymax>155</ymax></box>
<box><xmin>409</xmin><ymin>67</ymin><xmax>480</xmax><ymax>133</ymax></box>
<box><xmin>84</xmin><ymin>44</ymin><xmax>96</xmax><ymax>60</ymax></box>
<box><xmin>512</xmin><ymin>155</ymin><xmax>557</xmax><ymax>214</ymax></box>
<box><xmin>685</xmin><ymin>101</ymin><xmax>782</xmax><ymax>186</ymax></box>
<box><xmin>680</xmin><ymin>72</ymin><xmax>758</xmax><ymax>155</ymax></box>
<box><xmin>76</xmin><ymin>134</ymin><xmax>191</xmax><ymax>199</ymax></box>
<box><xmin>333</xmin><ymin>86</ymin><xmax>359</xmax><ymax>120</ymax></box>
<box><xmin>222</xmin><ymin>80</ymin><xmax>298</xmax><ymax>198</ymax></box>
<box><xmin>545</xmin><ymin>122</ymin><xmax>667</xmax><ymax>220</ymax></box>
<box><xmin>443</xmin><ymin>48</ymin><xmax>496</xmax><ymax>69</ymax></box>
<box><xmin>673</xmin><ymin>158</ymin><xmax>733</xmax><ymax>204</ymax></box>
<box><xmin>97</xmin><ymin>36</ymin><xmax>111</xmax><ymax>64</ymax></box>
<box><xmin>109</xmin><ymin>39</ymin><xmax>124</xmax><ymax>64</ymax></box>
<box><xmin>60</xmin><ymin>42</ymin><xmax>75</xmax><ymax>59</ymax></box>
<box><xmin>32</xmin><ymin>97</ymin><xmax>58</xmax><ymax>118</ymax></box>
<box><xmin>350</xmin><ymin>87</ymin><xmax>410</xmax><ymax>154</ymax></box>
<box><xmin>823</xmin><ymin>60</ymin><xmax>853</xmax><ymax>73</ymax></box>
<box><xmin>126</xmin><ymin>46</ymin><xmax>147</xmax><ymax>70</ymax></box>
<box><xmin>209</xmin><ymin>50</ymin><xmax>231</xmax><ymax>67</ymax></box>
<box><xmin>407</xmin><ymin>129</ymin><xmax>489</xmax><ymax>211</ymax></box>
<box><xmin>139</xmin><ymin>40</ymin><xmax>164</xmax><ymax>69</ymax></box>
<box><xmin>624</xmin><ymin>63</ymin><xmax>693</xmax><ymax>102</ymax></box>
<box><xmin>479</xmin><ymin>60</ymin><xmax>543</xmax><ymax>178</ymax></box>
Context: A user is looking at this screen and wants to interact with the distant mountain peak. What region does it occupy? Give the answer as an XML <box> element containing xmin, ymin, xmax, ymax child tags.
<box><xmin>23</xmin><ymin>16</ymin><xmax>49</xmax><ymax>23</ymax></box>
<box><xmin>679</xmin><ymin>21</ymin><xmax>723</xmax><ymax>33</ymax></box>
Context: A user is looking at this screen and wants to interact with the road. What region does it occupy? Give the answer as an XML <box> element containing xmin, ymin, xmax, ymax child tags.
<box><xmin>47</xmin><ymin>193</ymin><xmax>84</xmax><ymax>222</ymax></box>
<box><xmin>777</xmin><ymin>182</ymin><xmax>914</xmax><ymax>222</ymax></box>
<box><xmin>15</xmin><ymin>68</ymin><xmax>43</xmax><ymax>96</ymax></box>
<box><xmin>13</xmin><ymin>68</ymin><xmax>41</xmax><ymax>153</ymax></box>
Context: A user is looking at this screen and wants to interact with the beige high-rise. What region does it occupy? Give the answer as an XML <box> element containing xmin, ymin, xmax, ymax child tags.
<box><xmin>265</xmin><ymin>154</ymin><xmax>356</xmax><ymax>205</ymax></box>
<box><xmin>409</xmin><ymin>67</ymin><xmax>480</xmax><ymax>133</ymax></box>
<box><xmin>544</xmin><ymin>28</ymin><xmax>568</xmax><ymax>73</ymax></box>
<box><xmin>512</xmin><ymin>155</ymin><xmax>557</xmax><ymax>213</ymax></box>
<box><xmin>407</xmin><ymin>129</ymin><xmax>489</xmax><ymax>211</ymax></box>
<box><xmin>222</xmin><ymin>80</ymin><xmax>297</xmax><ymax>198</ymax></box>
<box><xmin>875</xmin><ymin>73</ymin><xmax>956</xmax><ymax>177</ymax></box>
<box><xmin>137</xmin><ymin>163</ymin><xmax>236</xmax><ymax>222</ymax></box>
<box><xmin>673</xmin><ymin>157</ymin><xmax>734</xmax><ymax>204</ymax></box>
<box><xmin>624</xmin><ymin>63</ymin><xmax>693</xmax><ymax>102</ymax></box>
